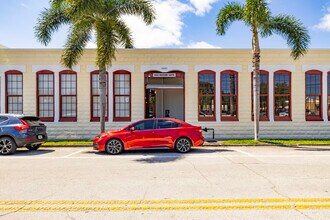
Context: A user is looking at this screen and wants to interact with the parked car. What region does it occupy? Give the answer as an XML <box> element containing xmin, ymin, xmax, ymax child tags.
<box><xmin>93</xmin><ymin>118</ymin><xmax>204</xmax><ymax>155</ymax></box>
<box><xmin>0</xmin><ymin>114</ymin><xmax>48</xmax><ymax>155</ymax></box>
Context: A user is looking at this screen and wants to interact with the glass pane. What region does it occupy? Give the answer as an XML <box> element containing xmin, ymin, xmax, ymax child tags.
<box><xmin>157</xmin><ymin>120</ymin><xmax>179</xmax><ymax>129</ymax></box>
<box><xmin>7</xmin><ymin>74</ymin><xmax>23</xmax><ymax>95</ymax></box>
<box><xmin>306</xmin><ymin>96</ymin><xmax>321</xmax><ymax>116</ymax></box>
<box><xmin>199</xmin><ymin>73</ymin><xmax>214</xmax><ymax>95</ymax></box>
<box><xmin>61</xmin><ymin>74</ymin><xmax>76</xmax><ymax>95</ymax></box>
<box><xmin>221</xmin><ymin>96</ymin><xmax>237</xmax><ymax>117</ymax></box>
<box><xmin>115</xmin><ymin>96</ymin><xmax>130</xmax><ymax>117</ymax></box>
<box><xmin>61</xmin><ymin>96</ymin><xmax>77</xmax><ymax>117</ymax></box>
<box><xmin>275</xmin><ymin>73</ymin><xmax>290</xmax><ymax>94</ymax></box>
<box><xmin>274</xmin><ymin>96</ymin><xmax>290</xmax><ymax>117</ymax></box>
<box><xmin>199</xmin><ymin>96</ymin><xmax>214</xmax><ymax>117</ymax></box>
<box><xmin>306</xmin><ymin>73</ymin><xmax>321</xmax><ymax>95</ymax></box>
<box><xmin>134</xmin><ymin>120</ymin><xmax>154</xmax><ymax>130</ymax></box>
<box><xmin>221</xmin><ymin>73</ymin><xmax>236</xmax><ymax>95</ymax></box>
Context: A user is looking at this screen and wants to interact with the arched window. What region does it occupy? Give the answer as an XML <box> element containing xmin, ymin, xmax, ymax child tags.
<box><xmin>5</xmin><ymin>70</ymin><xmax>23</xmax><ymax>114</ymax></box>
<box><xmin>198</xmin><ymin>70</ymin><xmax>215</xmax><ymax>121</ymax></box>
<box><xmin>274</xmin><ymin>70</ymin><xmax>291</xmax><ymax>121</ymax></box>
<box><xmin>305</xmin><ymin>70</ymin><xmax>322</xmax><ymax>121</ymax></box>
<box><xmin>37</xmin><ymin>70</ymin><xmax>54</xmax><ymax>122</ymax></box>
<box><xmin>59</xmin><ymin>70</ymin><xmax>77</xmax><ymax>122</ymax></box>
<box><xmin>221</xmin><ymin>70</ymin><xmax>238</xmax><ymax>121</ymax></box>
<box><xmin>113</xmin><ymin>70</ymin><xmax>131</xmax><ymax>121</ymax></box>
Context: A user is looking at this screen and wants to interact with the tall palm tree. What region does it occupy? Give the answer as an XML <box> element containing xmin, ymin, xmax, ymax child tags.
<box><xmin>35</xmin><ymin>0</ymin><xmax>155</xmax><ymax>133</ymax></box>
<box><xmin>216</xmin><ymin>0</ymin><xmax>310</xmax><ymax>140</ymax></box>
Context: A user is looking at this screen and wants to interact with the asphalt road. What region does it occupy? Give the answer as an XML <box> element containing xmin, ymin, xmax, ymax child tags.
<box><xmin>1</xmin><ymin>145</ymin><xmax>330</xmax><ymax>220</ymax></box>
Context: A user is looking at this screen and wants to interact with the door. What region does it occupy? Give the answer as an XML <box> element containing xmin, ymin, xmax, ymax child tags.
<box><xmin>125</xmin><ymin>119</ymin><xmax>156</xmax><ymax>148</ymax></box>
<box><xmin>145</xmin><ymin>89</ymin><xmax>156</xmax><ymax>118</ymax></box>
<box><xmin>153</xmin><ymin>119</ymin><xmax>181</xmax><ymax>147</ymax></box>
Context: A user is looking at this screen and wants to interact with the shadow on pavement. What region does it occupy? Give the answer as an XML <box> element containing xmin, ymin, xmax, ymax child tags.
<box><xmin>295</xmin><ymin>147</ymin><xmax>330</xmax><ymax>152</ymax></box>
<box><xmin>5</xmin><ymin>149</ymin><xmax>55</xmax><ymax>156</ymax></box>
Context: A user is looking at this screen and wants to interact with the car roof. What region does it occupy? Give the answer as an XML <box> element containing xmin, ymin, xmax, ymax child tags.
<box><xmin>0</xmin><ymin>114</ymin><xmax>40</xmax><ymax>119</ymax></box>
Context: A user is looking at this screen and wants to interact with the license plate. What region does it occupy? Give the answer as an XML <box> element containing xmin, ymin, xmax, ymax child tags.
<box><xmin>37</xmin><ymin>135</ymin><xmax>43</xmax><ymax>140</ymax></box>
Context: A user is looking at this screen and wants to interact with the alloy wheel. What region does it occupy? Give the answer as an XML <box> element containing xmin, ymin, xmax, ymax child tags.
<box><xmin>0</xmin><ymin>138</ymin><xmax>15</xmax><ymax>155</ymax></box>
<box><xmin>106</xmin><ymin>139</ymin><xmax>123</xmax><ymax>155</ymax></box>
<box><xmin>175</xmin><ymin>138</ymin><xmax>191</xmax><ymax>153</ymax></box>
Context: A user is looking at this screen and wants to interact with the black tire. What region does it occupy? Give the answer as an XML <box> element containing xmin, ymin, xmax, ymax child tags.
<box><xmin>175</xmin><ymin>137</ymin><xmax>192</xmax><ymax>153</ymax></box>
<box><xmin>26</xmin><ymin>144</ymin><xmax>41</xmax><ymax>151</ymax></box>
<box><xmin>105</xmin><ymin>139</ymin><xmax>124</xmax><ymax>155</ymax></box>
<box><xmin>0</xmin><ymin>137</ymin><xmax>17</xmax><ymax>155</ymax></box>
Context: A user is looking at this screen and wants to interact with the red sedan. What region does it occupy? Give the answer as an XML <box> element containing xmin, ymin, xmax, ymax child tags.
<box><xmin>93</xmin><ymin>118</ymin><xmax>204</xmax><ymax>155</ymax></box>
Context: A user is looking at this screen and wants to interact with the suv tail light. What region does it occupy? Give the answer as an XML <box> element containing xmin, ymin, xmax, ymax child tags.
<box><xmin>14</xmin><ymin>119</ymin><xmax>30</xmax><ymax>131</ymax></box>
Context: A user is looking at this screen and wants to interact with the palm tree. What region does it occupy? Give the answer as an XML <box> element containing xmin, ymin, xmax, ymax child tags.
<box><xmin>216</xmin><ymin>0</ymin><xmax>310</xmax><ymax>140</ymax></box>
<box><xmin>35</xmin><ymin>0</ymin><xmax>155</xmax><ymax>133</ymax></box>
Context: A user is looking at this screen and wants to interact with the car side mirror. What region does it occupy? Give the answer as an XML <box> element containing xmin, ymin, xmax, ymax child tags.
<box><xmin>130</xmin><ymin>127</ymin><xmax>135</xmax><ymax>132</ymax></box>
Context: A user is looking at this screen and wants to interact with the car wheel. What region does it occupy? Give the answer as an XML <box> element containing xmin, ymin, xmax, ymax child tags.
<box><xmin>175</xmin><ymin>137</ymin><xmax>192</xmax><ymax>153</ymax></box>
<box><xmin>0</xmin><ymin>137</ymin><xmax>17</xmax><ymax>155</ymax></box>
<box><xmin>26</xmin><ymin>144</ymin><xmax>41</xmax><ymax>151</ymax></box>
<box><xmin>105</xmin><ymin>139</ymin><xmax>124</xmax><ymax>155</ymax></box>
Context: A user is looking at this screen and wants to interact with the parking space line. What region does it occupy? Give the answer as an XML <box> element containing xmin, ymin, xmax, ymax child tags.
<box><xmin>233</xmin><ymin>149</ymin><xmax>255</xmax><ymax>157</ymax></box>
<box><xmin>62</xmin><ymin>149</ymin><xmax>87</xmax><ymax>158</ymax></box>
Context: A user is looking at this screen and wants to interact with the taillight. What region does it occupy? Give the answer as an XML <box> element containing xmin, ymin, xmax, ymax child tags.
<box><xmin>14</xmin><ymin>119</ymin><xmax>30</xmax><ymax>131</ymax></box>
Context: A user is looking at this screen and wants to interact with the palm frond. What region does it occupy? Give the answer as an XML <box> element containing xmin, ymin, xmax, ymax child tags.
<box><xmin>216</xmin><ymin>2</ymin><xmax>245</xmax><ymax>35</ymax></box>
<box><xmin>112</xmin><ymin>0</ymin><xmax>156</xmax><ymax>24</ymax></box>
<box><xmin>114</xmin><ymin>19</ymin><xmax>134</xmax><ymax>48</ymax></box>
<box><xmin>61</xmin><ymin>17</ymin><xmax>94</xmax><ymax>68</ymax></box>
<box><xmin>34</xmin><ymin>7</ymin><xmax>70</xmax><ymax>46</ymax></box>
<box><xmin>263</xmin><ymin>15</ymin><xmax>310</xmax><ymax>59</ymax></box>
<box><xmin>244</xmin><ymin>0</ymin><xmax>270</xmax><ymax>25</ymax></box>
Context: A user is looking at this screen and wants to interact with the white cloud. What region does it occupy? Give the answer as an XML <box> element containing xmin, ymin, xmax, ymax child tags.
<box><xmin>122</xmin><ymin>0</ymin><xmax>193</xmax><ymax>48</ymax></box>
<box><xmin>85</xmin><ymin>41</ymin><xmax>96</xmax><ymax>48</ymax></box>
<box><xmin>186</xmin><ymin>41</ymin><xmax>220</xmax><ymax>48</ymax></box>
<box><xmin>188</xmin><ymin>0</ymin><xmax>220</xmax><ymax>16</ymax></box>
<box><xmin>314</xmin><ymin>7</ymin><xmax>330</xmax><ymax>31</ymax></box>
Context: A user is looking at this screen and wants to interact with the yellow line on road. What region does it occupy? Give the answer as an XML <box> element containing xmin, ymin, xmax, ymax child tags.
<box><xmin>0</xmin><ymin>204</ymin><xmax>330</xmax><ymax>212</ymax></box>
<box><xmin>1</xmin><ymin>198</ymin><xmax>330</xmax><ymax>205</ymax></box>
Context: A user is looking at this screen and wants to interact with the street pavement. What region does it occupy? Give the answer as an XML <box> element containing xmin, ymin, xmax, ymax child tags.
<box><xmin>1</xmin><ymin>145</ymin><xmax>330</xmax><ymax>219</ymax></box>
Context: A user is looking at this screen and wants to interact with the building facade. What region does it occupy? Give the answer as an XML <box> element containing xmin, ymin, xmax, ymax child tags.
<box><xmin>0</xmin><ymin>49</ymin><xmax>329</xmax><ymax>140</ymax></box>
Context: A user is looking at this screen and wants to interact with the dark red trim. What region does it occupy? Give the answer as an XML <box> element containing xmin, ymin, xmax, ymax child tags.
<box><xmin>113</xmin><ymin>70</ymin><xmax>131</xmax><ymax>122</ymax></box>
<box><xmin>143</xmin><ymin>71</ymin><xmax>185</xmax><ymax>121</ymax></box>
<box><xmin>274</xmin><ymin>70</ymin><xmax>292</xmax><ymax>121</ymax></box>
<box><xmin>5</xmin><ymin>70</ymin><xmax>23</xmax><ymax>114</ymax></box>
<box><xmin>251</xmin><ymin>70</ymin><xmax>269</xmax><ymax>121</ymax></box>
<box><xmin>198</xmin><ymin>70</ymin><xmax>216</xmax><ymax>121</ymax></box>
<box><xmin>220</xmin><ymin>70</ymin><xmax>238</xmax><ymax>121</ymax></box>
<box><xmin>36</xmin><ymin>70</ymin><xmax>54</xmax><ymax>122</ymax></box>
<box><xmin>305</xmin><ymin>70</ymin><xmax>323</xmax><ymax>121</ymax></box>
<box><xmin>59</xmin><ymin>70</ymin><xmax>77</xmax><ymax>122</ymax></box>
<box><xmin>90</xmin><ymin>70</ymin><xmax>108</xmax><ymax>122</ymax></box>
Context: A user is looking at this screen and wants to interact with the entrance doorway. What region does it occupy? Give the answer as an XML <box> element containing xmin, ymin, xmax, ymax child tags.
<box><xmin>144</xmin><ymin>72</ymin><xmax>185</xmax><ymax>120</ymax></box>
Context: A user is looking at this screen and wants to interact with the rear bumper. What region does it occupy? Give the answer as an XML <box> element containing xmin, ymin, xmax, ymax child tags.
<box><xmin>16</xmin><ymin>134</ymin><xmax>48</xmax><ymax>147</ymax></box>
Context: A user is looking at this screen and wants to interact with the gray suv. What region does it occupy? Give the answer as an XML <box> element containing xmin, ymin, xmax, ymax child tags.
<box><xmin>0</xmin><ymin>114</ymin><xmax>48</xmax><ymax>155</ymax></box>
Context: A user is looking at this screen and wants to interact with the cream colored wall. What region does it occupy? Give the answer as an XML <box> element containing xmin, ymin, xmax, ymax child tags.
<box><xmin>0</xmin><ymin>49</ymin><xmax>330</xmax><ymax>139</ymax></box>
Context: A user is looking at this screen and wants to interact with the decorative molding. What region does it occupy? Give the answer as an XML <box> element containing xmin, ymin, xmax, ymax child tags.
<box><xmin>141</xmin><ymin>65</ymin><xmax>188</xmax><ymax>73</ymax></box>
<box><xmin>248</xmin><ymin>65</ymin><xmax>295</xmax><ymax>73</ymax></box>
<box><xmin>87</xmin><ymin>65</ymin><xmax>134</xmax><ymax>73</ymax></box>
<box><xmin>302</xmin><ymin>65</ymin><xmax>330</xmax><ymax>73</ymax></box>
<box><xmin>32</xmin><ymin>65</ymin><xmax>80</xmax><ymax>73</ymax></box>
<box><xmin>0</xmin><ymin>65</ymin><xmax>26</xmax><ymax>73</ymax></box>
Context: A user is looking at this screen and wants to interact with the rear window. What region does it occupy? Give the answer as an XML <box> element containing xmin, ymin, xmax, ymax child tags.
<box><xmin>20</xmin><ymin>117</ymin><xmax>43</xmax><ymax>126</ymax></box>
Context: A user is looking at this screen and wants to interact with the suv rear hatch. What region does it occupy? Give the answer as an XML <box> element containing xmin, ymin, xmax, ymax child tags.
<box><xmin>20</xmin><ymin>116</ymin><xmax>47</xmax><ymax>139</ymax></box>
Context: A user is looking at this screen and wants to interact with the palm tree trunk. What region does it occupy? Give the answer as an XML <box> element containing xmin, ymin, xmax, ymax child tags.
<box><xmin>252</xmin><ymin>26</ymin><xmax>260</xmax><ymax>141</ymax></box>
<box><xmin>99</xmin><ymin>65</ymin><xmax>107</xmax><ymax>133</ymax></box>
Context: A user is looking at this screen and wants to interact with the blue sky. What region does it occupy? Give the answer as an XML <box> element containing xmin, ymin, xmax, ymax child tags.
<box><xmin>0</xmin><ymin>0</ymin><xmax>330</xmax><ymax>49</ymax></box>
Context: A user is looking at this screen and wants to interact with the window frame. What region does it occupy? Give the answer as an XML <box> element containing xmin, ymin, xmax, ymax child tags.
<box><xmin>274</xmin><ymin>70</ymin><xmax>292</xmax><ymax>121</ymax></box>
<box><xmin>198</xmin><ymin>70</ymin><xmax>216</xmax><ymax>121</ymax></box>
<box><xmin>90</xmin><ymin>70</ymin><xmax>108</xmax><ymax>122</ymax></box>
<box><xmin>36</xmin><ymin>70</ymin><xmax>55</xmax><ymax>122</ymax></box>
<box><xmin>251</xmin><ymin>70</ymin><xmax>269</xmax><ymax>121</ymax></box>
<box><xmin>113</xmin><ymin>70</ymin><xmax>131</xmax><ymax>122</ymax></box>
<box><xmin>220</xmin><ymin>70</ymin><xmax>239</xmax><ymax>121</ymax></box>
<box><xmin>305</xmin><ymin>70</ymin><xmax>323</xmax><ymax>121</ymax></box>
<box><xmin>5</xmin><ymin>70</ymin><xmax>23</xmax><ymax>114</ymax></box>
<box><xmin>59</xmin><ymin>70</ymin><xmax>77</xmax><ymax>122</ymax></box>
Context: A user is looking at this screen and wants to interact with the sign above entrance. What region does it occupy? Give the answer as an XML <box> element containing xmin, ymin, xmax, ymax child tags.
<box><xmin>152</xmin><ymin>73</ymin><xmax>176</xmax><ymax>78</ymax></box>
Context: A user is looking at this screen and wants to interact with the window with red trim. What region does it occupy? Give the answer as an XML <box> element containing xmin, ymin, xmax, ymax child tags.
<box><xmin>274</xmin><ymin>71</ymin><xmax>291</xmax><ymax>121</ymax></box>
<box><xmin>59</xmin><ymin>70</ymin><xmax>77</xmax><ymax>122</ymax></box>
<box><xmin>198</xmin><ymin>71</ymin><xmax>215</xmax><ymax>121</ymax></box>
<box><xmin>37</xmin><ymin>71</ymin><xmax>54</xmax><ymax>122</ymax></box>
<box><xmin>305</xmin><ymin>70</ymin><xmax>322</xmax><ymax>121</ymax></box>
<box><xmin>5</xmin><ymin>71</ymin><xmax>23</xmax><ymax>114</ymax></box>
<box><xmin>327</xmin><ymin>72</ymin><xmax>330</xmax><ymax>120</ymax></box>
<box><xmin>91</xmin><ymin>71</ymin><xmax>108</xmax><ymax>122</ymax></box>
<box><xmin>221</xmin><ymin>70</ymin><xmax>238</xmax><ymax>121</ymax></box>
<box><xmin>251</xmin><ymin>71</ymin><xmax>269</xmax><ymax>121</ymax></box>
<box><xmin>113</xmin><ymin>71</ymin><xmax>131</xmax><ymax>121</ymax></box>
